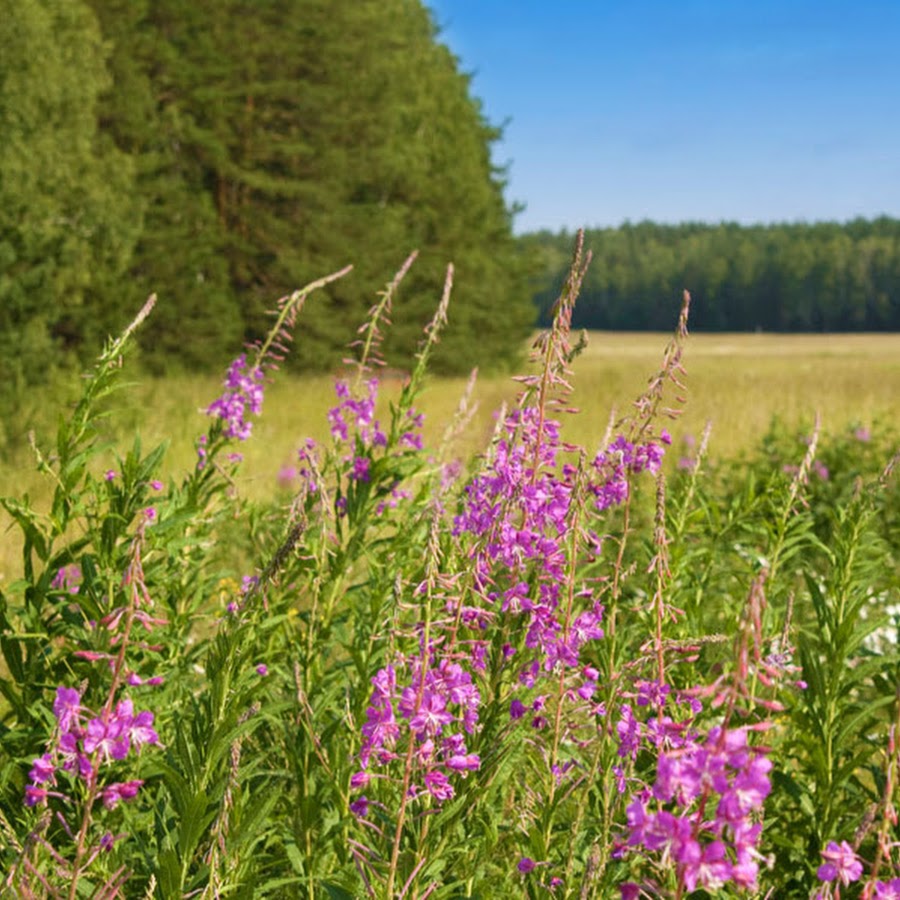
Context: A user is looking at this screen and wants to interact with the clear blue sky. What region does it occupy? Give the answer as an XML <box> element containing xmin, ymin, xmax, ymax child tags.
<box><xmin>426</xmin><ymin>1</ymin><xmax>900</xmax><ymax>234</ymax></box>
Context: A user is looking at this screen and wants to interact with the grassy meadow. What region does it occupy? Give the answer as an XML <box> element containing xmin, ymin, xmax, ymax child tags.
<box><xmin>1</xmin><ymin>330</ymin><xmax>898</xmax><ymax>584</ymax></box>
<box><xmin>2</xmin><ymin>272</ymin><xmax>900</xmax><ymax>897</ymax></box>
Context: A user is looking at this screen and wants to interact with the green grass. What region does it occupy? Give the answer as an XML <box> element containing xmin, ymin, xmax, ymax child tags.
<box><xmin>2</xmin><ymin>331</ymin><xmax>899</xmax><ymax>583</ymax></box>
<box><xmin>2</xmin><ymin>299</ymin><xmax>900</xmax><ymax>897</ymax></box>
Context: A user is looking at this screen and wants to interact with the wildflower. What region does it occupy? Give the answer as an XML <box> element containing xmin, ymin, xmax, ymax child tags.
<box><xmin>83</xmin><ymin>716</ymin><xmax>131</xmax><ymax>762</ymax></box>
<box><xmin>149</xmin><ymin>479</ymin><xmax>163</xmax><ymax>491</ymax></box>
<box><xmin>590</xmin><ymin>435</ymin><xmax>667</xmax><ymax>512</ymax></box>
<box><xmin>104</xmin><ymin>469</ymin><xmax>117</xmax><ymax>482</ymax></box>
<box><xmin>25</xmin><ymin>785</ymin><xmax>50</xmax><ymax>807</ymax></box>
<box><xmin>874</xmin><ymin>879</ymin><xmax>900</xmax><ymax>899</ymax></box>
<box><xmin>101</xmin><ymin>780</ymin><xmax>143</xmax><ymax>809</ymax></box>
<box><xmin>99</xmin><ymin>832</ymin><xmax>126</xmax><ymax>852</ymax></box>
<box><xmin>327</xmin><ymin>379</ymin><xmax>385</xmax><ymax>448</ymax></box>
<box><xmin>350</xmin><ymin>771</ymin><xmax>370</xmax><ymax>789</ymax></box>
<box><xmin>518</xmin><ymin>858</ymin><xmax>537</xmax><ymax>874</ymax></box>
<box><xmin>207</xmin><ymin>353</ymin><xmax>265</xmax><ymax>440</ymax></box>
<box><xmin>445</xmin><ymin>753</ymin><xmax>480</xmax><ymax>772</ymax></box>
<box><xmin>53</xmin><ymin>686</ymin><xmax>84</xmax><ymax>733</ymax></box>
<box><xmin>196</xmin><ymin>434</ymin><xmax>208</xmax><ymax>469</ymax></box>
<box><xmin>256</xmin><ymin>664</ymin><xmax>268</xmax><ymax>676</ymax></box>
<box><xmin>350</xmin><ymin>456</ymin><xmax>371</xmax><ymax>482</ymax></box>
<box><xmin>28</xmin><ymin>754</ymin><xmax>55</xmax><ymax>785</ymax></box>
<box><xmin>407</xmin><ymin>691</ymin><xmax>454</xmax><ymax>738</ymax></box>
<box><xmin>277</xmin><ymin>465</ymin><xmax>297</xmax><ymax>489</ymax></box>
<box><xmin>126</xmin><ymin>672</ymin><xmax>164</xmax><ymax>687</ymax></box>
<box><xmin>623</xmin><ymin>725</ymin><xmax>771</xmax><ymax>894</ymax></box>
<box><xmin>51</xmin><ymin>564</ymin><xmax>82</xmax><ymax>595</ymax></box>
<box><xmin>817</xmin><ymin>840</ymin><xmax>863</xmax><ymax>886</ymax></box>
<box><xmin>424</xmin><ymin>769</ymin><xmax>454</xmax><ymax>801</ymax></box>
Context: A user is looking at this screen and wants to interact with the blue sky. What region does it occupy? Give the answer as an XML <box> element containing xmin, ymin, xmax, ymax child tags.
<box><xmin>425</xmin><ymin>1</ymin><xmax>900</xmax><ymax>233</ymax></box>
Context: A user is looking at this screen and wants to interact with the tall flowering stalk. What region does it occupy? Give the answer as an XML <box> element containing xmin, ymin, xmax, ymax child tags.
<box><xmin>204</xmin><ymin>265</ymin><xmax>352</xmax><ymax>450</ymax></box>
<box><xmin>5</xmin><ymin>244</ymin><xmax>899</xmax><ymax>897</ymax></box>
<box><xmin>12</xmin><ymin>512</ymin><xmax>162</xmax><ymax>897</ymax></box>
<box><xmin>347</xmin><ymin>235</ymin><xmax>680</xmax><ymax>894</ymax></box>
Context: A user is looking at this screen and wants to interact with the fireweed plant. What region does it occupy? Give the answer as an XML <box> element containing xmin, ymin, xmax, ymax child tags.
<box><xmin>1</xmin><ymin>233</ymin><xmax>899</xmax><ymax>898</ymax></box>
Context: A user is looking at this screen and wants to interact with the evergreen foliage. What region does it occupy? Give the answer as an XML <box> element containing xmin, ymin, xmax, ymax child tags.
<box><xmin>84</xmin><ymin>0</ymin><xmax>531</xmax><ymax>373</ymax></box>
<box><xmin>525</xmin><ymin>219</ymin><xmax>900</xmax><ymax>332</ymax></box>
<box><xmin>0</xmin><ymin>0</ymin><xmax>140</xmax><ymax>385</ymax></box>
<box><xmin>1</xmin><ymin>0</ymin><xmax>529</xmax><ymax>380</ymax></box>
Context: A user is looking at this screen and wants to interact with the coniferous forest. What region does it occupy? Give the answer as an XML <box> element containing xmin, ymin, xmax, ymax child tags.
<box><xmin>0</xmin><ymin>0</ymin><xmax>531</xmax><ymax>382</ymax></box>
<box><xmin>525</xmin><ymin>220</ymin><xmax>900</xmax><ymax>332</ymax></box>
<box><xmin>3</xmin><ymin>0</ymin><xmax>900</xmax><ymax>400</ymax></box>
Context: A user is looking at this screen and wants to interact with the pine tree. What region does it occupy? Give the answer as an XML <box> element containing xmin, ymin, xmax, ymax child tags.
<box><xmin>87</xmin><ymin>0</ymin><xmax>532</xmax><ymax>372</ymax></box>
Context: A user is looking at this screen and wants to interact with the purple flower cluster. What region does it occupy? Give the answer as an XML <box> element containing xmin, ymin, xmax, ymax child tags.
<box><xmin>624</xmin><ymin>726</ymin><xmax>772</xmax><ymax>893</ymax></box>
<box><xmin>325</xmin><ymin>378</ymin><xmax>423</xmax><ymax>504</ymax></box>
<box><xmin>452</xmin><ymin>411</ymin><xmax>668</xmax><ymax>701</ymax></box>
<box><xmin>26</xmin><ymin>687</ymin><xmax>158</xmax><ymax>809</ymax></box>
<box><xmin>873</xmin><ymin>880</ymin><xmax>900</xmax><ymax>899</ymax></box>
<box><xmin>352</xmin><ymin>653</ymin><xmax>481</xmax><ymax>813</ymax></box>
<box><xmin>615</xmin><ymin>683</ymin><xmax>700</xmax><ymax>765</ymax></box>
<box><xmin>590</xmin><ymin>432</ymin><xmax>670</xmax><ymax>511</ymax></box>
<box><xmin>328</xmin><ymin>379</ymin><xmax>386</xmax><ymax>448</ymax></box>
<box><xmin>51</xmin><ymin>564</ymin><xmax>82</xmax><ymax>595</ymax></box>
<box><xmin>817</xmin><ymin>840</ymin><xmax>863</xmax><ymax>886</ymax></box>
<box><xmin>452</xmin><ymin>410</ymin><xmax>580</xmax><ymax>670</ymax></box>
<box><xmin>206</xmin><ymin>353</ymin><xmax>265</xmax><ymax>440</ymax></box>
<box><xmin>399</xmin><ymin>409</ymin><xmax>425</xmax><ymax>451</ymax></box>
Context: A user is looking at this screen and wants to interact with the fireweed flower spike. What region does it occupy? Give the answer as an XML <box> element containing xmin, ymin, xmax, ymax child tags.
<box><xmin>621</xmin><ymin>721</ymin><xmax>773</xmax><ymax>893</ymax></box>
<box><xmin>206</xmin><ymin>353</ymin><xmax>265</xmax><ymax>440</ymax></box>
<box><xmin>354</xmin><ymin>653</ymin><xmax>481</xmax><ymax>804</ymax></box>
<box><xmin>206</xmin><ymin>265</ymin><xmax>352</xmax><ymax>443</ymax></box>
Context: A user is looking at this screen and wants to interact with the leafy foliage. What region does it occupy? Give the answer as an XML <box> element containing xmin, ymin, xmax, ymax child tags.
<box><xmin>1</xmin><ymin>244</ymin><xmax>899</xmax><ymax>898</ymax></box>
<box><xmin>0</xmin><ymin>0</ymin><xmax>141</xmax><ymax>440</ymax></box>
<box><xmin>2</xmin><ymin>0</ymin><xmax>530</xmax><ymax>383</ymax></box>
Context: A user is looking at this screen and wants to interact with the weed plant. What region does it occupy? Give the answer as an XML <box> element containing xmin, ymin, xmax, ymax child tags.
<box><xmin>1</xmin><ymin>234</ymin><xmax>899</xmax><ymax>898</ymax></box>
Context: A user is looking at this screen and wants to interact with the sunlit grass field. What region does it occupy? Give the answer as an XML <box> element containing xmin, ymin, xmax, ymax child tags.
<box><xmin>2</xmin><ymin>331</ymin><xmax>899</xmax><ymax>582</ymax></box>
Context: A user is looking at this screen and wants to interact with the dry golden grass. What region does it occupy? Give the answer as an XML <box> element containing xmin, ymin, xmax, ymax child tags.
<box><xmin>2</xmin><ymin>331</ymin><xmax>898</xmax><ymax>582</ymax></box>
<box><xmin>567</xmin><ymin>331</ymin><xmax>900</xmax><ymax>458</ymax></box>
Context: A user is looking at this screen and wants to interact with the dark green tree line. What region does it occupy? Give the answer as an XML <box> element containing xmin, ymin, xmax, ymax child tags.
<box><xmin>525</xmin><ymin>219</ymin><xmax>900</xmax><ymax>332</ymax></box>
<box><xmin>1</xmin><ymin>0</ymin><xmax>531</xmax><ymax>380</ymax></box>
<box><xmin>0</xmin><ymin>0</ymin><xmax>140</xmax><ymax>389</ymax></box>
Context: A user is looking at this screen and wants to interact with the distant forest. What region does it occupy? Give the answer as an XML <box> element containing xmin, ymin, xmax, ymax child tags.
<box><xmin>523</xmin><ymin>219</ymin><xmax>900</xmax><ymax>332</ymax></box>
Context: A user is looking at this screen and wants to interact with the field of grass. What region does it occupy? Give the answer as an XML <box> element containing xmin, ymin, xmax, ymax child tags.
<box><xmin>1</xmin><ymin>331</ymin><xmax>898</xmax><ymax>584</ymax></box>
<box><xmin>3</xmin><ymin>304</ymin><xmax>900</xmax><ymax>897</ymax></box>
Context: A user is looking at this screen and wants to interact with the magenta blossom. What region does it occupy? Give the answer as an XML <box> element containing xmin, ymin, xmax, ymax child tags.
<box><xmin>51</xmin><ymin>565</ymin><xmax>82</xmax><ymax>596</ymax></box>
<box><xmin>817</xmin><ymin>840</ymin><xmax>863</xmax><ymax>886</ymax></box>
<box><xmin>207</xmin><ymin>354</ymin><xmax>265</xmax><ymax>440</ymax></box>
